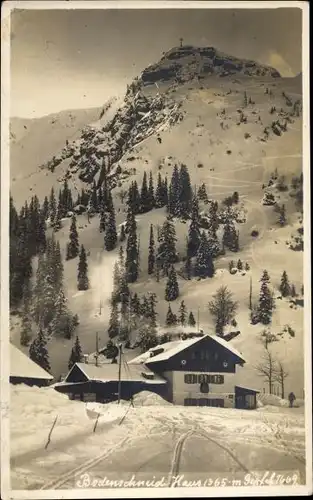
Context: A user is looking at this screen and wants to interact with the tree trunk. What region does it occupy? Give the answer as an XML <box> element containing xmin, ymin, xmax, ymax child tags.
<box><xmin>281</xmin><ymin>378</ymin><xmax>284</xmax><ymax>399</ymax></box>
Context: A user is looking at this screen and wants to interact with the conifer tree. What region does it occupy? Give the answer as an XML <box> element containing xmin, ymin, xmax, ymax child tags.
<box><xmin>207</xmin><ymin>226</ymin><xmax>220</xmax><ymax>258</ymax></box>
<box><xmin>108</xmin><ymin>300</ymin><xmax>119</xmax><ymax>338</ymax></box>
<box><xmin>188</xmin><ymin>311</ymin><xmax>196</xmax><ymax>327</ymax></box>
<box><xmin>157</xmin><ymin>217</ymin><xmax>177</xmax><ymax>275</ymax></box>
<box><xmin>148</xmin><ymin>293</ymin><xmax>157</xmax><ymax>327</ymax></box>
<box><xmin>77</xmin><ymin>245</ymin><xmax>89</xmax><ymax>290</ymax></box>
<box><xmin>112</xmin><ymin>261</ymin><xmax>122</xmax><ymax>305</ymax></box>
<box><xmin>162</xmin><ymin>177</ymin><xmax>169</xmax><ymax>207</ymax></box>
<box><xmin>104</xmin><ymin>207</ymin><xmax>117</xmax><ymax>251</ymax></box>
<box><xmin>54</xmin><ymin>240</ymin><xmax>64</xmax><ymax>292</ymax></box>
<box><xmin>52</xmin><ymin>289</ymin><xmax>72</xmax><ymax>338</ymax></box>
<box><xmin>279</xmin><ymin>271</ymin><xmax>291</xmax><ymax>297</ymax></box>
<box><xmin>148</xmin><ymin>224</ymin><xmax>155</xmax><ymax>275</ymax></box>
<box><xmin>127</xmin><ymin>181</ymin><xmax>140</xmax><ymax>215</ymax></box>
<box><xmin>187</xmin><ymin>196</ymin><xmax>201</xmax><ymax>257</ymax></box>
<box><xmin>278</xmin><ymin>204</ymin><xmax>287</xmax><ymax>226</ymax></box>
<box><xmin>140</xmin><ymin>171</ymin><xmax>149</xmax><ymax>213</ymax></box>
<box><xmin>120</xmin><ymin>223</ymin><xmax>126</xmax><ymax>242</ymax></box>
<box><xmin>168</xmin><ymin>165</ymin><xmax>180</xmax><ymax>216</ymax></box>
<box><xmin>178</xmin><ymin>164</ymin><xmax>193</xmax><ymax>218</ymax></box>
<box><xmin>237</xmin><ymin>259</ymin><xmax>243</xmax><ymax>271</ymax></box>
<box><xmin>66</xmin><ymin>215</ymin><xmax>79</xmax><ymax>259</ymax></box>
<box><xmin>99</xmin><ymin>210</ymin><xmax>106</xmax><ymax>233</ymax></box>
<box><xmin>37</xmin><ymin>213</ymin><xmax>47</xmax><ymax>253</ymax></box>
<box><xmin>198</xmin><ymin>183</ymin><xmax>209</xmax><ymax>203</ymax></box>
<box><xmin>10</xmin><ymin>223</ymin><xmax>32</xmax><ymax>307</ymax></box>
<box><xmin>223</xmin><ymin>221</ymin><xmax>239</xmax><ymax>252</ymax></box>
<box><xmin>178</xmin><ymin>300</ymin><xmax>187</xmax><ymax>326</ymax></box>
<box><xmin>147</xmin><ymin>171</ymin><xmax>155</xmax><ymax>210</ymax></box>
<box><xmin>29</xmin><ymin>328</ymin><xmax>51</xmax><ymax>373</ymax></box>
<box><xmin>90</xmin><ymin>180</ymin><xmax>98</xmax><ymax>213</ymax></box>
<box><xmin>97</xmin><ymin>186</ymin><xmax>103</xmax><ymax>210</ymax></box>
<box><xmin>125</xmin><ymin>215</ymin><xmax>139</xmax><ymax>283</ymax></box>
<box><xmin>125</xmin><ymin>203</ymin><xmax>136</xmax><ymax>235</ymax></box>
<box><xmin>106</xmin><ymin>189</ymin><xmax>114</xmax><ymax>214</ymax></box>
<box><xmin>130</xmin><ymin>293</ymin><xmax>141</xmax><ymax>316</ymax></box>
<box><xmin>68</xmin><ymin>336</ymin><xmax>83</xmax><ymax>369</ymax></box>
<box><xmin>195</xmin><ymin>232</ymin><xmax>215</xmax><ymax>279</ymax></box>
<box><xmin>49</xmin><ymin>187</ymin><xmax>57</xmax><ymax>223</ymax></box>
<box><xmin>42</xmin><ymin>196</ymin><xmax>49</xmax><ymax>220</ymax></box>
<box><xmin>137</xmin><ymin>236</ymin><xmax>141</xmax><ymax>274</ymax></box>
<box><xmin>209</xmin><ymin>201</ymin><xmax>219</xmax><ymax>233</ymax></box>
<box><xmin>120</xmin><ymin>274</ymin><xmax>130</xmax><ymax>317</ymax></box>
<box><xmin>20</xmin><ymin>283</ymin><xmax>33</xmax><ymax>346</ymax></box>
<box><xmin>185</xmin><ymin>239</ymin><xmax>192</xmax><ymax>280</ymax></box>
<box><xmin>165</xmin><ymin>266</ymin><xmax>179</xmax><ymax>301</ymax></box>
<box><xmin>53</xmin><ymin>206</ymin><xmax>62</xmax><ymax>232</ymax></box>
<box><xmin>155</xmin><ymin>173</ymin><xmax>164</xmax><ymax>208</ymax></box>
<box><xmin>258</xmin><ymin>270</ymin><xmax>274</xmax><ymax>325</ymax></box>
<box><xmin>166</xmin><ymin>303</ymin><xmax>177</xmax><ymax>326</ymax></box>
<box><xmin>62</xmin><ymin>178</ymin><xmax>73</xmax><ymax>215</ymax></box>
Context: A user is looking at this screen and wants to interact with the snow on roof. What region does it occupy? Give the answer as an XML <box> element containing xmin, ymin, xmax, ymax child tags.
<box><xmin>235</xmin><ymin>385</ymin><xmax>260</xmax><ymax>393</ymax></box>
<box><xmin>73</xmin><ymin>362</ymin><xmax>167</xmax><ymax>384</ymax></box>
<box><xmin>129</xmin><ymin>334</ymin><xmax>245</xmax><ymax>365</ymax></box>
<box><xmin>10</xmin><ymin>344</ymin><xmax>53</xmax><ymax>380</ymax></box>
<box><xmin>208</xmin><ymin>335</ymin><xmax>246</xmax><ymax>363</ymax></box>
<box><xmin>128</xmin><ymin>338</ymin><xmax>199</xmax><ymax>365</ymax></box>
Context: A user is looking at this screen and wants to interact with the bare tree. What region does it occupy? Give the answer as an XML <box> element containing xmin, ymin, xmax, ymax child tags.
<box><xmin>208</xmin><ymin>285</ymin><xmax>238</xmax><ymax>336</ymax></box>
<box><xmin>274</xmin><ymin>361</ymin><xmax>289</xmax><ymax>399</ymax></box>
<box><xmin>255</xmin><ymin>335</ymin><xmax>277</xmax><ymax>394</ymax></box>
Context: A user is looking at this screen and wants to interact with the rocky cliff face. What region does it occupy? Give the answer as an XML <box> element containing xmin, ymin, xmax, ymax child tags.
<box><xmin>140</xmin><ymin>45</ymin><xmax>281</xmax><ymax>85</ymax></box>
<box><xmin>46</xmin><ymin>88</ymin><xmax>183</xmax><ymax>185</ymax></box>
<box><xmin>43</xmin><ymin>46</ymin><xmax>281</xmax><ymax>188</ymax></box>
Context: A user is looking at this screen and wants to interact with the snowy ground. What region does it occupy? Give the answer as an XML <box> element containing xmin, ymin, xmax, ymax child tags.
<box><xmin>10</xmin><ymin>385</ymin><xmax>306</xmax><ymax>491</ymax></box>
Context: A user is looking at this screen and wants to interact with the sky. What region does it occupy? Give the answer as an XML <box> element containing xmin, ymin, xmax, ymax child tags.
<box><xmin>9</xmin><ymin>6</ymin><xmax>302</xmax><ymax>118</ymax></box>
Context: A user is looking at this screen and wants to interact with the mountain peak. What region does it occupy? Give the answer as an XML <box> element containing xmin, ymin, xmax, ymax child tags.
<box><xmin>141</xmin><ymin>45</ymin><xmax>281</xmax><ymax>86</ymax></box>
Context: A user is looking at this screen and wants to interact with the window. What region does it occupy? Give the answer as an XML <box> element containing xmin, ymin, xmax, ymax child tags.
<box><xmin>209</xmin><ymin>374</ymin><xmax>224</xmax><ymax>384</ymax></box>
<box><xmin>184</xmin><ymin>398</ymin><xmax>193</xmax><ymax>406</ymax></box>
<box><xmin>184</xmin><ymin>374</ymin><xmax>197</xmax><ymax>384</ymax></box>
<box><xmin>198</xmin><ymin>374</ymin><xmax>209</xmax><ymax>383</ymax></box>
<box><xmin>200</xmin><ymin>382</ymin><xmax>209</xmax><ymax>393</ymax></box>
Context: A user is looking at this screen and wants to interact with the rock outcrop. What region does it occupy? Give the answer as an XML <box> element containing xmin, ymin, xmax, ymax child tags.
<box><xmin>140</xmin><ymin>45</ymin><xmax>281</xmax><ymax>85</ymax></box>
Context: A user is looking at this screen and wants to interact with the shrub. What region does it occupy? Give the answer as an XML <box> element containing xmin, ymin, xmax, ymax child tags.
<box><xmin>251</xmin><ymin>229</ymin><xmax>259</xmax><ymax>237</ymax></box>
<box><xmin>223</xmin><ymin>196</ymin><xmax>234</xmax><ymax>207</ymax></box>
<box><xmin>250</xmin><ymin>307</ymin><xmax>259</xmax><ymax>325</ymax></box>
<box><xmin>237</xmin><ymin>259</ymin><xmax>243</xmax><ymax>271</ymax></box>
<box><xmin>231</xmin><ymin>318</ymin><xmax>237</xmax><ymax>327</ymax></box>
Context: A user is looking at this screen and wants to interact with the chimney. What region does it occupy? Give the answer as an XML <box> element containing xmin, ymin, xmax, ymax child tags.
<box><xmin>83</xmin><ymin>354</ymin><xmax>89</xmax><ymax>364</ymax></box>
